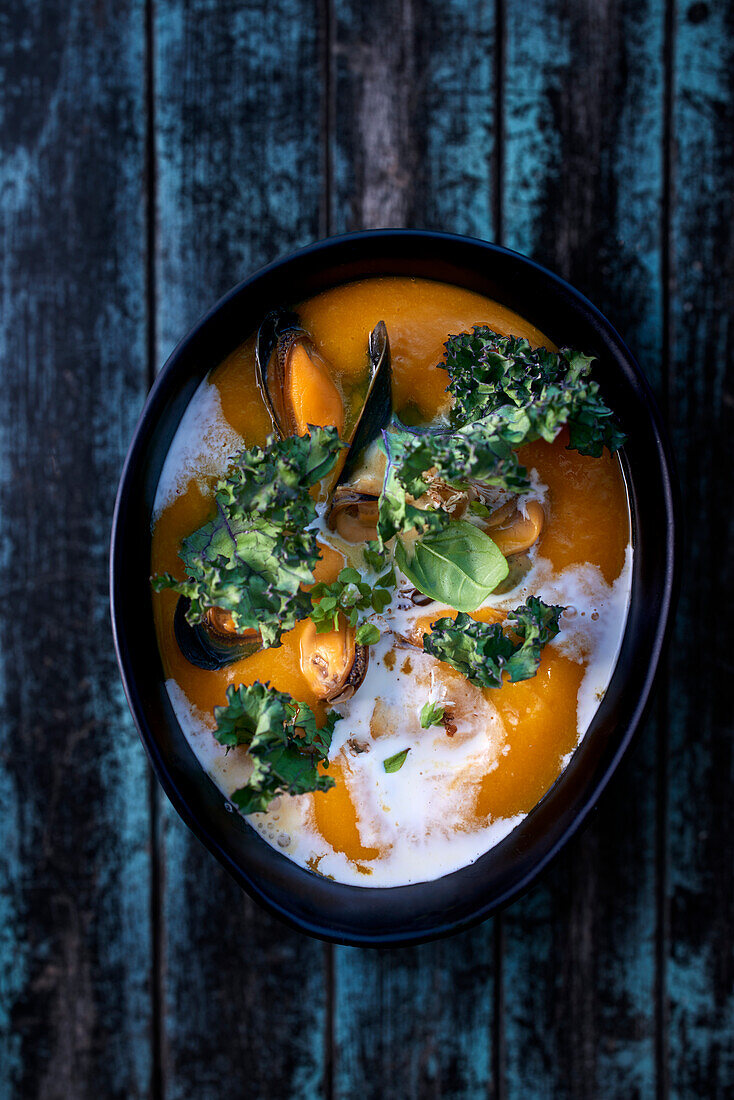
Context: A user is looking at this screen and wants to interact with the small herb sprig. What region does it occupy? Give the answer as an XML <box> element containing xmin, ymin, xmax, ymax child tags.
<box><xmin>420</xmin><ymin>701</ymin><xmax>445</xmax><ymax>728</ymax></box>
<box><xmin>309</xmin><ymin>566</ymin><xmax>395</xmax><ymax>642</ymax></box>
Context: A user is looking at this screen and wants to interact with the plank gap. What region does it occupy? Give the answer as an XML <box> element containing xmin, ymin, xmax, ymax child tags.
<box><xmin>145</xmin><ymin>0</ymin><xmax>158</xmax><ymax>393</ymax></box>
<box><xmin>148</xmin><ymin>770</ymin><xmax>165</xmax><ymax>1100</ymax></box>
<box><xmin>145</xmin><ymin>1</ymin><xmax>164</xmax><ymax>1096</ymax></box>
<box><xmin>320</xmin><ymin>0</ymin><xmax>335</xmax><ymax>238</ymax></box>
<box><xmin>493</xmin><ymin>0</ymin><xmax>506</xmax><ymax>245</ymax></box>
<box><xmin>655</xmin><ymin>1</ymin><xmax>676</xmax><ymax>1097</ymax></box>
<box><xmin>323</xmin><ymin>939</ymin><xmax>335</xmax><ymax>1100</ymax></box>
<box><xmin>493</xmin><ymin>916</ymin><xmax>506</xmax><ymax>1100</ymax></box>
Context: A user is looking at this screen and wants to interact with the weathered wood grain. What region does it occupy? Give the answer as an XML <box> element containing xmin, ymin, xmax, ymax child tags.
<box><xmin>666</xmin><ymin>3</ymin><xmax>734</xmax><ymax>1095</ymax></box>
<box><xmin>502</xmin><ymin>1</ymin><xmax>666</xmax><ymax>1096</ymax></box>
<box><xmin>330</xmin><ymin>0</ymin><xmax>497</xmax><ymax>236</ymax></box>
<box><xmin>153</xmin><ymin>3</ymin><xmax>330</xmax><ymax>1097</ymax></box>
<box><xmin>0</xmin><ymin>1</ymin><xmax>152</xmax><ymax>1097</ymax></box>
<box><xmin>329</xmin><ymin>4</ymin><xmax>501</xmax><ymax>1098</ymax></box>
<box><xmin>333</xmin><ymin>935</ymin><xmax>498</xmax><ymax>1100</ymax></box>
<box><xmin>1</xmin><ymin>0</ymin><xmax>731</xmax><ymax>1095</ymax></box>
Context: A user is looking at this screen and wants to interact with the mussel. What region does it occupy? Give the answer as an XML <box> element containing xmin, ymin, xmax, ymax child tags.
<box><xmin>324</xmin><ymin>321</ymin><xmax>392</xmax><ymax>539</ymax></box>
<box><xmin>256</xmin><ymin>309</ymin><xmax>393</xmax><ymax>465</ymax></box>
<box><xmin>299</xmin><ymin>618</ymin><xmax>369</xmax><ymax>703</ymax></box>
<box><xmin>327</xmin><ymin>488</ymin><xmax>379</xmax><ymax>543</ymax></box>
<box><xmin>484</xmin><ymin>500</ymin><xmax>545</xmax><ymax>556</ymax></box>
<box><xmin>174</xmin><ymin>597</ymin><xmax>262</xmax><ymax>671</ymax></box>
<box><xmin>336</xmin><ymin>320</ymin><xmax>392</xmax><ymax>485</ymax></box>
<box><xmin>255</xmin><ymin>309</ymin><xmax>345</xmax><ymax>438</ymax></box>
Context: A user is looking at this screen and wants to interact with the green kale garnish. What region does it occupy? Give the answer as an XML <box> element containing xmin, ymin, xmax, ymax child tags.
<box><xmin>214</xmin><ymin>681</ymin><xmax>340</xmax><ymax>814</ymax></box>
<box><xmin>423</xmin><ymin>597</ymin><xmax>565</xmax><ymax>689</ymax></box>
<box><xmin>444</xmin><ymin>328</ymin><xmax>625</xmax><ymax>456</ymax></box>
<box><xmin>152</xmin><ymin>427</ymin><xmax>344</xmax><ymax>648</ymax></box>
<box><xmin>309</xmin><ymin>566</ymin><xmax>394</xmax><ymax>634</ymax></box>
<box><xmin>374</xmin><ymin>330</ymin><xmax>624</xmax><ymax>535</ymax></box>
<box><xmin>377</xmin><ymin>429</ymin><xmax>450</xmax><ymax>543</ymax></box>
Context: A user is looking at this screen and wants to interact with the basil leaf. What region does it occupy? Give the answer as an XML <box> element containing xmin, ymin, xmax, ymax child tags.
<box><xmin>395</xmin><ymin>519</ymin><xmax>509</xmax><ymax>612</ymax></box>
<box><xmin>383</xmin><ymin>748</ymin><xmax>410</xmax><ymax>773</ymax></box>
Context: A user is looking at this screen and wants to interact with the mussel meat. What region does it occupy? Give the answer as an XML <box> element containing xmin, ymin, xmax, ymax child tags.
<box><xmin>327</xmin><ymin>488</ymin><xmax>379</xmax><ymax>543</ymax></box>
<box><xmin>174</xmin><ymin>597</ymin><xmax>262</xmax><ymax>670</ymax></box>
<box><xmin>485</xmin><ymin>500</ymin><xmax>545</xmax><ymax>556</ymax></box>
<box><xmin>299</xmin><ymin>618</ymin><xmax>369</xmax><ymax>703</ymax></box>
<box><xmin>255</xmin><ymin>309</ymin><xmax>345</xmax><ymax>438</ymax></box>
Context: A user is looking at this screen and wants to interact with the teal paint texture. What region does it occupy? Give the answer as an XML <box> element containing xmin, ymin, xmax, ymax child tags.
<box><xmin>0</xmin><ymin>0</ymin><xmax>730</xmax><ymax>1096</ymax></box>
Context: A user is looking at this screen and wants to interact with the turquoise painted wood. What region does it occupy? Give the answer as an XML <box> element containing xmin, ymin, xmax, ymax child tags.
<box><xmin>0</xmin><ymin>2</ymin><xmax>153</xmax><ymax>1097</ymax></box>
<box><xmin>330</xmin><ymin>0</ymin><xmax>497</xmax><ymax>237</ymax></box>
<box><xmin>329</xmin><ymin>5</ymin><xmax>501</xmax><ymax>1097</ymax></box>
<box><xmin>0</xmin><ymin>0</ymin><xmax>731</xmax><ymax>1097</ymax></box>
<box><xmin>153</xmin><ymin>2</ymin><xmax>330</xmax><ymax>1098</ymax></box>
<box><xmin>501</xmin><ymin>2</ymin><xmax>666</xmax><ymax>1096</ymax></box>
<box><xmin>667</xmin><ymin>4</ymin><xmax>734</xmax><ymax>1095</ymax></box>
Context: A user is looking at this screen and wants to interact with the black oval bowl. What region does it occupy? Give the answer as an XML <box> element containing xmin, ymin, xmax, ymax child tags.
<box><xmin>111</xmin><ymin>230</ymin><xmax>678</xmax><ymax>947</ymax></box>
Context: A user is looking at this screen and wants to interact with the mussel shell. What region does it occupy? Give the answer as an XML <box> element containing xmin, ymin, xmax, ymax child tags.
<box><xmin>254</xmin><ymin>309</ymin><xmax>305</xmax><ymax>437</ymax></box>
<box><xmin>173</xmin><ymin>597</ymin><xmax>262</xmax><ymax>670</ymax></box>
<box><xmin>338</xmin><ymin>320</ymin><xmax>392</xmax><ymax>486</ymax></box>
<box><xmin>328</xmin><ymin>644</ymin><xmax>369</xmax><ymax>704</ymax></box>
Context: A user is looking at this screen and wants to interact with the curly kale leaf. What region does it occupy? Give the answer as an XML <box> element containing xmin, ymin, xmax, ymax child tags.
<box><xmin>444</xmin><ymin>328</ymin><xmax>626</xmax><ymax>456</ymax></box>
<box><xmin>152</xmin><ymin>427</ymin><xmax>344</xmax><ymax>648</ymax></box>
<box><xmin>213</xmin><ymin>681</ymin><xmax>340</xmax><ymax>815</ymax></box>
<box><xmin>398</xmin><ymin>412</ymin><xmax>535</xmax><ymax>495</ymax></box>
<box><xmin>375</xmin><ymin>329</ymin><xmax>625</xmax><ymax>527</ymax></box>
<box><xmin>423</xmin><ymin>598</ymin><xmax>565</xmax><ymax>689</ymax></box>
<box><xmin>377</xmin><ymin>428</ymin><xmax>453</xmax><ymax>543</ymax></box>
<box><xmin>216</xmin><ymin>428</ymin><xmax>342</xmax><ymax>526</ymax></box>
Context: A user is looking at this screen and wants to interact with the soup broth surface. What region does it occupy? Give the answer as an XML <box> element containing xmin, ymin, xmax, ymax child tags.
<box><xmin>152</xmin><ymin>277</ymin><xmax>631</xmax><ymax>886</ymax></box>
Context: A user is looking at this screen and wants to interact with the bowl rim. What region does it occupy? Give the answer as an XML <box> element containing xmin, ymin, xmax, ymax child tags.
<box><xmin>110</xmin><ymin>228</ymin><xmax>679</xmax><ymax>946</ymax></box>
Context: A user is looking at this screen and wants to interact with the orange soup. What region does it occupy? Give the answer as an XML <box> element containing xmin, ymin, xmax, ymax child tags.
<box><xmin>151</xmin><ymin>277</ymin><xmax>630</xmax><ymax>886</ymax></box>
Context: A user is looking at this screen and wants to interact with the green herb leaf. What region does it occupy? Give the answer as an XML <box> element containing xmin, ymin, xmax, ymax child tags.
<box><xmin>152</xmin><ymin>428</ymin><xmax>345</xmax><ymax>648</ymax></box>
<box><xmin>372</xmin><ymin>332</ymin><xmax>626</xmax><ymax>529</ymax></box>
<box><xmin>420</xmin><ymin>701</ymin><xmax>445</xmax><ymax>728</ymax></box>
<box><xmin>370</xmin><ymin>587</ymin><xmax>392</xmax><ymax>614</ymax></box>
<box><xmin>337</xmin><ymin>567</ymin><xmax>362</xmax><ymax>586</ymax></box>
<box><xmin>309</xmin><ymin>563</ymin><xmax>395</xmax><ymax>635</ymax></box>
<box><xmin>383</xmin><ymin>748</ymin><xmax>410</xmax><ymax>773</ymax></box>
<box><xmin>445</xmin><ymin>328</ymin><xmax>625</xmax><ymax>456</ymax></box>
<box><xmin>363</xmin><ymin>541</ymin><xmax>389</xmax><ymax>572</ymax></box>
<box><xmin>355</xmin><ymin>622</ymin><xmax>381</xmax><ymax>646</ymax></box>
<box><xmin>213</xmin><ymin>681</ymin><xmax>340</xmax><ymax>814</ymax></box>
<box><xmin>423</xmin><ymin>598</ymin><xmax>565</xmax><ymax>689</ymax></box>
<box><xmin>377</xmin><ymin>428</ymin><xmax>450</xmax><ymax>543</ymax></box>
<box><xmin>395</xmin><ymin>519</ymin><xmax>509</xmax><ymax>611</ymax></box>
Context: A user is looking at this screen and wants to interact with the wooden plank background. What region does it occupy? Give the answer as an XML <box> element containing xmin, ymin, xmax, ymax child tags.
<box><xmin>0</xmin><ymin>0</ymin><xmax>731</xmax><ymax>1097</ymax></box>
